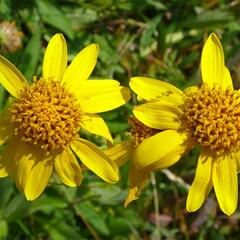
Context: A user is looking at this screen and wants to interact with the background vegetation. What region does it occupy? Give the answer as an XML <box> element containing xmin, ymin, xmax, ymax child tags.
<box><xmin>0</xmin><ymin>0</ymin><xmax>240</xmax><ymax>239</ymax></box>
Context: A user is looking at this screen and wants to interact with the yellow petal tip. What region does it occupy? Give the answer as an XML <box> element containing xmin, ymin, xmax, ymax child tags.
<box><xmin>124</xmin><ymin>188</ymin><xmax>139</xmax><ymax>208</ymax></box>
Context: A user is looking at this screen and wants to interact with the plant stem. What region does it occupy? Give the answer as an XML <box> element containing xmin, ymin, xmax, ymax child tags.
<box><xmin>150</xmin><ymin>172</ymin><xmax>161</xmax><ymax>240</ymax></box>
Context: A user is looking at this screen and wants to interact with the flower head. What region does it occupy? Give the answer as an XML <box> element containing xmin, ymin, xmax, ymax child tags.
<box><xmin>0</xmin><ymin>33</ymin><xmax>130</xmax><ymax>200</ymax></box>
<box><xmin>0</xmin><ymin>21</ymin><xmax>23</xmax><ymax>53</ymax></box>
<box><xmin>125</xmin><ymin>33</ymin><xmax>239</xmax><ymax>215</ymax></box>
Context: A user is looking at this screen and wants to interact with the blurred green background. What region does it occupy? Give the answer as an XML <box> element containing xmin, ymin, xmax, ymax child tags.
<box><xmin>0</xmin><ymin>0</ymin><xmax>240</xmax><ymax>239</ymax></box>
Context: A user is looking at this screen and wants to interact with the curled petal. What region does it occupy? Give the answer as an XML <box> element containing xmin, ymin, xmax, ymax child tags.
<box><xmin>134</xmin><ymin>130</ymin><xmax>194</xmax><ymax>170</ymax></box>
<box><xmin>124</xmin><ymin>163</ymin><xmax>149</xmax><ymax>207</ymax></box>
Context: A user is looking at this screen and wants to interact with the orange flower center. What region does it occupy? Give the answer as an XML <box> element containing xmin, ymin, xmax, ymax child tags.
<box><xmin>128</xmin><ymin>116</ymin><xmax>159</xmax><ymax>147</ymax></box>
<box><xmin>10</xmin><ymin>79</ymin><xmax>82</xmax><ymax>155</ymax></box>
<box><xmin>182</xmin><ymin>85</ymin><xmax>240</xmax><ymax>155</ymax></box>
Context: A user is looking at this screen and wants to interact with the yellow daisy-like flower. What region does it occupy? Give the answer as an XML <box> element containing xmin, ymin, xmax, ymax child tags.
<box><xmin>0</xmin><ymin>33</ymin><xmax>130</xmax><ymax>201</ymax></box>
<box><xmin>122</xmin><ymin>33</ymin><xmax>239</xmax><ymax>215</ymax></box>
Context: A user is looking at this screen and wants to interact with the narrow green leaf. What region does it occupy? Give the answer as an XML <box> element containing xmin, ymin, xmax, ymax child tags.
<box><xmin>0</xmin><ymin>220</ymin><xmax>8</xmax><ymax>238</ymax></box>
<box><xmin>77</xmin><ymin>201</ymin><xmax>109</xmax><ymax>235</ymax></box>
<box><xmin>35</xmin><ymin>0</ymin><xmax>74</xmax><ymax>39</ymax></box>
<box><xmin>45</xmin><ymin>221</ymin><xmax>80</xmax><ymax>240</ymax></box>
<box><xmin>0</xmin><ymin>179</ymin><xmax>14</xmax><ymax>209</ymax></box>
<box><xmin>0</xmin><ymin>0</ymin><xmax>11</xmax><ymax>17</ymax></box>
<box><xmin>2</xmin><ymin>194</ymin><xmax>31</xmax><ymax>221</ymax></box>
<box><xmin>18</xmin><ymin>29</ymin><xmax>41</xmax><ymax>83</ymax></box>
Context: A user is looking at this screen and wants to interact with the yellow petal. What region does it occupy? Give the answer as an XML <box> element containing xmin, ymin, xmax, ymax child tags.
<box><xmin>201</xmin><ymin>33</ymin><xmax>225</xmax><ymax>89</ymax></box>
<box><xmin>134</xmin><ymin>130</ymin><xmax>194</xmax><ymax>170</ymax></box>
<box><xmin>186</xmin><ymin>150</ymin><xmax>213</xmax><ymax>212</ymax></box>
<box><xmin>133</xmin><ymin>102</ymin><xmax>181</xmax><ymax>130</ymax></box>
<box><xmin>184</xmin><ymin>86</ymin><xmax>199</xmax><ymax>95</ymax></box>
<box><xmin>222</xmin><ymin>66</ymin><xmax>233</xmax><ymax>90</ymax></box>
<box><xmin>0</xmin><ymin>55</ymin><xmax>28</xmax><ymax>97</ymax></box>
<box><xmin>212</xmin><ymin>155</ymin><xmax>238</xmax><ymax>215</ymax></box>
<box><xmin>71</xmin><ymin>138</ymin><xmax>119</xmax><ymax>183</ymax></box>
<box><xmin>130</xmin><ymin>77</ymin><xmax>183</xmax><ymax>101</ymax></box>
<box><xmin>43</xmin><ymin>33</ymin><xmax>67</xmax><ymax>81</ymax></box>
<box><xmin>54</xmin><ymin>148</ymin><xmax>82</xmax><ymax>186</ymax></box>
<box><xmin>74</xmin><ymin>79</ymin><xmax>119</xmax><ymax>97</ymax></box>
<box><xmin>0</xmin><ymin>159</ymin><xmax>8</xmax><ymax>177</ymax></box>
<box><xmin>104</xmin><ymin>141</ymin><xmax>134</xmax><ymax>167</ymax></box>
<box><xmin>79</xmin><ymin>84</ymin><xmax>130</xmax><ymax>113</ymax></box>
<box><xmin>0</xmin><ymin>110</ymin><xmax>15</xmax><ymax>145</ymax></box>
<box><xmin>234</xmin><ymin>151</ymin><xmax>240</xmax><ymax>173</ymax></box>
<box><xmin>62</xmin><ymin>44</ymin><xmax>99</xmax><ymax>88</ymax></box>
<box><xmin>124</xmin><ymin>163</ymin><xmax>149</xmax><ymax>207</ymax></box>
<box><xmin>1</xmin><ymin>137</ymin><xmax>53</xmax><ymax>200</ymax></box>
<box><xmin>80</xmin><ymin>113</ymin><xmax>113</xmax><ymax>143</ymax></box>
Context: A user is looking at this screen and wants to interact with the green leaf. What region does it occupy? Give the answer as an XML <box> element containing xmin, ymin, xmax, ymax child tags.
<box><xmin>140</xmin><ymin>16</ymin><xmax>162</xmax><ymax>56</ymax></box>
<box><xmin>182</xmin><ymin>9</ymin><xmax>234</xmax><ymax>29</ymax></box>
<box><xmin>108</xmin><ymin>217</ymin><xmax>131</xmax><ymax>235</ymax></box>
<box><xmin>2</xmin><ymin>194</ymin><xmax>31</xmax><ymax>221</ymax></box>
<box><xmin>45</xmin><ymin>220</ymin><xmax>80</xmax><ymax>240</ymax></box>
<box><xmin>77</xmin><ymin>201</ymin><xmax>109</xmax><ymax>235</ymax></box>
<box><xmin>29</xmin><ymin>195</ymin><xmax>68</xmax><ymax>214</ymax></box>
<box><xmin>35</xmin><ymin>0</ymin><xmax>74</xmax><ymax>39</ymax></box>
<box><xmin>81</xmin><ymin>0</ymin><xmax>112</xmax><ymax>11</ymax></box>
<box><xmin>0</xmin><ymin>220</ymin><xmax>8</xmax><ymax>238</ymax></box>
<box><xmin>18</xmin><ymin>29</ymin><xmax>41</xmax><ymax>83</ymax></box>
<box><xmin>0</xmin><ymin>0</ymin><xmax>11</xmax><ymax>18</ymax></box>
<box><xmin>89</xmin><ymin>182</ymin><xmax>126</xmax><ymax>205</ymax></box>
<box><xmin>108</xmin><ymin>121</ymin><xmax>129</xmax><ymax>135</ymax></box>
<box><xmin>145</xmin><ymin>0</ymin><xmax>166</xmax><ymax>10</ymax></box>
<box><xmin>0</xmin><ymin>179</ymin><xmax>14</xmax><ymax>210</ymax></box>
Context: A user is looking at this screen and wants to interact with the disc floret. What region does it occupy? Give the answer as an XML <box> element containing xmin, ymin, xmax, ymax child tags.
<box><xmin>10</xmin><ymin>79</ymin><xmax>82</xmax><ymax>154</ymax></box>
<box><xmin>128</xmin><ymin>116</ymin><xmax>159</xmax><ymax>147</ymax></box>
<box><xmin>182</xmin><ymin>85</ymin><xmax>240</xmax><ymax>155</ymax></box>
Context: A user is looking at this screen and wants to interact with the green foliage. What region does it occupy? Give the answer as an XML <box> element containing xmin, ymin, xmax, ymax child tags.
<box><xmin>0</xmin><ymin>0</ymin><xmax>240</xmax><ymax>239</ymax></box>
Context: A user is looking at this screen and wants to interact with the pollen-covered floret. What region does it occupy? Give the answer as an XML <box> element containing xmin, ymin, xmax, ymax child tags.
<box><xmin>182</xmin><ymin>85</ymin><xmax>240</xmax><ymax>155</ymax></box>
<box><xmin>10</xmin><ymin>79</ymin><xmax>82</xmax><ymax>154</ymax></box>
<box><xmin>128</xmin><ymin>116</ymin><xmax>159</xmax><ymax>147</ymax></box>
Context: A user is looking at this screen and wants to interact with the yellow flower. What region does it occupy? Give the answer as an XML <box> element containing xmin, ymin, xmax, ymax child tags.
<box><xmin>104</xmin><ymin>118</ymin><xmax>159</xmax><ymax>208</ymax></box>
<box><xmin>120</xmin><ymin>33</ymin><xmax>239</xmax><ymax>215</ymax></box>
<box><xmin>0</xmin><ymin>33</ymin><xmax>130</xmax><ymax>201</ymax></box>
